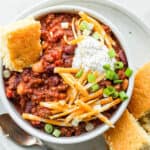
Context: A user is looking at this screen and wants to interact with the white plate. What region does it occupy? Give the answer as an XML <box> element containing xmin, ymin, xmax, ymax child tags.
<box><xmin>1</xmin><ymin>0</ymin><xmax>150</xmax><ymax>149</ymax></box>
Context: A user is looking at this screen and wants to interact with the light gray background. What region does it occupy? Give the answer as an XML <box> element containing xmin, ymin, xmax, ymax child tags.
<box><xmin>1</xmin><ymin>0</ymin><xmax>150</xmax><ymax>116</ymax></box>
<box><xmin>0</xmin><ymin>0</ymin><xmax>150</xmax><ymax>149</ymax></box>
<box><xmin>1</xmin><ymin>0</ymin><xmax>150</xmax><ymax>26</ymax></box>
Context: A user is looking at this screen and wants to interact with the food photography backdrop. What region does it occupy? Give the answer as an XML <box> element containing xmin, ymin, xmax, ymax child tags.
<box><xmin>0</xmin><ymin>0</ymin><xmax>150</xmax><ymax>150</ymax></box>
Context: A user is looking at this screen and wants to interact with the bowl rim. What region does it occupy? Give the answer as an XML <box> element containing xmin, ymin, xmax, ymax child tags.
<box><xmin>0</xmin><ymin>5</ymin><xmax>134</xmax><ymax>144</ymax></box>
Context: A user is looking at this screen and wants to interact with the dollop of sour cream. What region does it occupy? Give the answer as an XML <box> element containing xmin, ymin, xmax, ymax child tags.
<box><xmin>72</xmin><ymin>36</ymin><xmax>116</xmax><ymax>72</ymax></box>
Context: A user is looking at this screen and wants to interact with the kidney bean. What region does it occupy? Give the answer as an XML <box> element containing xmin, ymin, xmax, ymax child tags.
<box><xmin>114</xmin><ymin>84</ymin><xmax>121</xmax><ymax>91</ymax></box>
<box><xmin>63</xmin><ymin>45</ymin><xmax>76</xmax><ymax>55</ymax></box>
<box><xmin>99</xmin><ymin>80</ymin><xmax>112</xmax><ymax>88</ymax></box>
<box><xmin>43</xmin><ymin>54</ymin><xmax>54</xmax><ymax>63</ymax></box>
<box><xmin>118</xmin><ymin>50</ymin><xmax>128</xmax><ymax>65</ymax></box>
<box><xmin>62</xmin><ymin>53</ymin><xmax>72</xmax><ymax>59</ymax></box>
<box><xmin>48</xmin><ymin>76</ymin><xmax>60</xmax><ymax>86</ymax></box>
<box><xmin>6</xmin><ymin>88</ymin><xmax>13</xmax><ymax>98</ymax></box>
<box><xmin>45</xmin><ymin>64</ymin><xmax>55</xmax><ymax>73</ymax></box>
<box><xmin>118</xmin><ymin>69</ymin><xmax>126</xmax><ymax>80</ymax></box>
<box><xmin>64</xmin><ymin>57</ymin><xmax>73</xmax><ymax>67</ymax></box>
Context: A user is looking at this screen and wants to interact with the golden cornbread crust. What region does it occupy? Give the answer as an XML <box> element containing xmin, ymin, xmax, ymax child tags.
<box><xmin>8</xmin><ymin>23</ymin><xmax>41</xmax><ymax>71</ymax></box>
<box><xmin>1</xmin><ymin>18</ymin><xmax>42</xmax><ymax>71</ymax></box>
<box><xmin>128</xmin><ymin>62</ymin><xmax>150</xmax><ymax>119</ymax></box>
<box><xmin>104</xmin><ymin>110</ymin><xmax>150</xmax><ymax>150</ymax></box>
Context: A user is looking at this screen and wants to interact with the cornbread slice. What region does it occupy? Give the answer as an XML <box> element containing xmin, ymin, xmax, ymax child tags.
<box><xmin>128</xmin><ymin>62</ymin><xmax>150</xmax><ymax>119</ymax></box>
<box><xmin>104</xmin><ymin>110</ymin><xmax>150</xmax><ymax>150</ymax></box>
<box><xmin>1</xmin><ymin>17</ymin><xmax>42</xmax><ymax>71</ymax></box>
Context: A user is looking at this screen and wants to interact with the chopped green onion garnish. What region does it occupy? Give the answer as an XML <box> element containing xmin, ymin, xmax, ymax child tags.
<box><xmin>79</xmin><ymin>21</ymin><xmax>94</xmax><ymax>31</ymax></box>
<box><xmin>3</xmin><ymin>70</ymin><xmax>11</xmax><ymax>79</ymax></box>
<box><xmin>44</xmin><ymin>124</ymin><xmax>53</xmax><ymax>134</ymax></box>
<box><xmin>119</xmin><ymin>91</ymin><xmax>128</xmax><ymax>101</ymax></box>
<box><xmin>103</xmin><ymin>86</ymin><xmax>119</xmax><ymax>98</ymax></box>
<box><xmin>83</xmin><ymin>29</ymin><xmax>91</xmax><ymax>36</ymax></box>
<box><xmin>105</xmin><ymin>70</ymin><xmax>118</xmax><ymax>80</ymax></box>
<box><xmin>108</xmin><ymin>48</ymin><xmax>116</xmax><ymax>58</ymax></box>
<box><xmin>88</xmin><ymin>73</ymin><xmax>96</xmax><ymax>83</ymax></box>
<box><xmin>113</xmin><ymin>80</ymin><xmax>123</xmax><ymax>84</ymax></box>
<box><xmin>103</xmin><ymin>64</ymin><xmax>111</xmax><ymax>70</ymax></box>
<box><xmin>125</xmin><ymin>68</ymin><xmax>133</xmax><ymax>77</ymax></box>
<box><xmin>52</xmin><ymin>129</ymin><xmax>61</xmax><ymax>137</ymax></box>
<box><xmin>90</xmin><ymin>83</ymin><xmax>100</xmax><ymax>92</ymax></box>
<box><xmin>103</xmin><ymin>86</ymin><xmax>116</xmax><ymax>97</ymax></box>
<box><xmin>75</xmin><ymin>69</ymin><xmax>83</xmax><ymax>78</ymax></box>
<box><xmin>79</xmin><ymin>21</ymin><xmax>88</xmax><ymax>31</ymax></box>
<box><xmin>92</xmin><ymin>32</ymin><xmax>100</xmax><ymax>40</ymax></box>
<box><xmin>112</xmin><ymin>91</ymin><xmax>119</xmax><ymax>98</ymax></box>
<box><xmin>114</xmin><ymin>61</ymin><xmax>124</xmax><ymax>70</ymax></box>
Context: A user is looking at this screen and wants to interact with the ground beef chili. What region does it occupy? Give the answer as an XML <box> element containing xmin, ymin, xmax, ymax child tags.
<box><xmin>3</xmin><ymin>13</ymin><xmax>128</xmax><ymax>137</ymax></box>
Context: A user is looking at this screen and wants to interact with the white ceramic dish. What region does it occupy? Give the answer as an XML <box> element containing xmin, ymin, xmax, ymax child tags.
<box><xmin>0</xmin><ymin>4</ymin><xmax>134</xmax><ymax>146</ymax></box>
<box><xmin>0</xmin><ymin>0</ymin><xmax>150</xmax><ymax>150</ymax></box>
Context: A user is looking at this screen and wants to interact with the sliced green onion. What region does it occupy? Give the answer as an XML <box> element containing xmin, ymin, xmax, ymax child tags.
<box><xmin>105</xmin><ymin>70</ymin><xmax>118</xmax><ymax>80</ymax></box>
<box><xmin>92</xmin><ymin>32</ymin><xmax>100</xmax><ymax>40</ymax></box>
<box><xmin>52</xmin><ymin>129</ymin><xmax>61</xmax><ymax>137</ymax></box>
<box><xmin>75</xmin><ymin>69</ymin><xmax>83</xmax><ymax>78</ymax></box>
<box><xmin>108</xmin><ymin>48</ymin><xmax>116</xmax><ymax>58</ymax></box>
<box><xmin>113</xmin><ymin>80</ymin><xmax>123</xmax><ymax>84</ymax></box>
<box><xmin>79</xmin><ymin>21</ymin><xmax>94</xmax><ymax>31</ymax></box>
<box><xmin>72</xmin><ymin>118</ymin><xmax>80</xmax><ymax>127</ymax></box>
<box><xmin>61</xmin><ymin>22</ymin><xmax>69</xmax><ymax>29</ymax></box>
<box><xmin>85</xmin><ymin>123</ymin><xmax>94</xmax><ymax>131</ymax></box>
<box><xmin>103</xmin><ymin>86</ymin><xmax>116</xmax><ymax>97</ymax></box>
<box><xmin>103</xmin><ymin>64</ymin><xmax>111</xmax><ymax>70</ymax></box>
<box><xmin>119</xmin><ymin>91</ymin><xmax>128</xmax><ymax>101</ymax></box>
<box><xmin>88</xmin><ymin>23</ymin><xmax>94</xmax><ymax>30</ymax></box>
<box><xmin>114</xmin><ymin>61</ymin><xmax>124</xmax><ymax>70</ymax></box>
<box><xmin>44</xmin><ymin>124</ymin><xmax>53</xmax><ymax>134</ymax></box>
<box><xmin>90</xmin><ymin>83</ymin><xmax>100</xmax><ymax>92</ymax></box>
<box><xmin>112</xmin><ymin>91</ymin><xmax>119</xmax><ymax>98</ymax></box>
<box><xmin>88</xmin><ymin>73</ymin><xmax>96</xmax><ymax>83</ymax></box>
<box><xmin>103</xmin><ymin>86</ymin><xmax>119</xmax><ymax>98</ymax></box>
<box><xmin>3</xmin><ymin>70</ymin><xmax>11</xmax><ymax>79</ymax></box>
<box><xmin>83</xmin><ymin>29</ymin><xmax>91</xmax><ymax>36</ymax></box>
<box><xmin>79</xmin><ymin>21</ymin><xmax>88</xmax><ymax>31</ymax></box>
<box><xmin>125</xmin><ymin>68</ymin><xmax>133</xmax><ymax>77</ymax></box>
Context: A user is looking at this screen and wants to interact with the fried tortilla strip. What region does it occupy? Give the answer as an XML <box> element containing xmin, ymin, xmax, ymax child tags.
<box><xmin>76</xmin><ymin>100</ymin><xmax>114</xmax><ymax>127</ymax></box>
<box><xmin>65</xmin><ymin>109</ymin><xmax>84</xmax><ymax>123</ymax></box>
<box><xmin>85</xmin><ymin>74</ymin><xmax>105</xmax><ymax>89</ymax></box>
<box><xmin>49</xmin><ymin>107</ymin><xmax>77</xmax><ymax>119</ymax></box>
<box><xmin>22</xmin><ymin>113</ymin><xmax>71</xmax><ymax>127</ymax></box>
<box><xmin>68</xmin><ymin>88</ymin><xmax>78</xmax><ymax>105</ymax></box>
<box><xmin>75</xmin><ymin>81</ymin><xmax>88</xmax><ymax>96</ymax></box>
<box><xmin>78</xmin><ymin>71</ymin><xmax>89</xmax><ymax>84</ymax></box>
<box><xmin>60</xmin><ymin>73</ymin><xmax>88</xmax><ymax>96</ymax></box>
<box><xmin>59</xmin><ymin>73</ymin><xmax>75</xmax><ymax>88</ymax></box>
<box><xmin>99</xmin><ymin>99</ymin><xmax>121</xmax><ymax>112</ymax></box>
<box><xmin>54</xmin><ymin>67</ymin><xmax>79</xmax><ymax>74</ymax></box>
<box><xmin>100</xmin><ymin>97</ymin><xmax>113</xmax><ymax>105</ymax></box>
<box><xmin>81</xmin><ymin>89</ymin><xmax>103</xmax><ymax>102</ymax></box>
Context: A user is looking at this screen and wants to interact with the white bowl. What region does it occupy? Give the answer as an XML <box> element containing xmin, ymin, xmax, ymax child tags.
<box><xmin>0</xmin><ymin>5</ymin><xmax>134</xmax><ymax>145</ymax></box>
